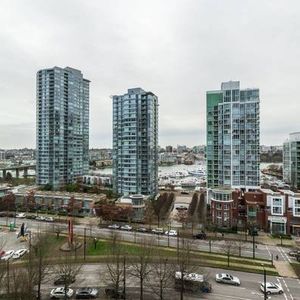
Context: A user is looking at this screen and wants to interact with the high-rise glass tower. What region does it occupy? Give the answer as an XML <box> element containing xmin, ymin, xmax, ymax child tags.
<box><xmin>36</xmin><ymin>67</ymin><xmax>89</xmax><ymax>189</ymax></box>
<box><xmin>283</xmin><ymin>132</ymin><xmax>300</xmax><ymax>190</ymax></box>
<box><xmin>206</xmin><ymin>81</ymin><xmax>260</xmax><ymax>190</ymax></box>
<box><xmin>112</xmin><ymin>88</ymin><xmax>158</xmax><ymax>196</ymax></box>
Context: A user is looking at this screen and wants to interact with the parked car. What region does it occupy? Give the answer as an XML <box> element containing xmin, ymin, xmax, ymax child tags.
<box><xmin>44</xmin><ymin>216</ymin><xmax>54</xmax><ymax>222</ymax></box>
<box><xmin>288</xmin><ymin>249</ymin><xmax>300</xmax><ymax>257</ymax></box>
<box><xmin>193</xmin><ymin>231</ymin><xmax>207</xmax><ymax>240</ymax></box>
<box><xmin>16</xmin><ymin>213</ymin><xmax>26</xmax><ymax>218</ymax></box>
<box><xmin>165</xmin><ymin>230</ymin><xmax>177</xmax><ymax>236</ymax></box>
<box><xmin>152</xmin><ymin>228</ymin><xmax>164</xmax><ymax>234</ymax></box>
<box><xmin>50</xmin><ymin>287</ymin><xmax>74</xmax><ymax>299</ymax></box>
<box><xmin>120</xmin><ymin>224</ymin><xmax>132</xmax><ymax>231</ymax></box>
<box><xmin>12</xmin><ymin>248</ymin><xmax>28</xmax><ymax>259</ymax></box>
<box><xmin>215</xmin><ymin>273</ymin><xmax>240</xmax><ymax>286</ymax></box>
<box><xmin>75</xmin><ymin>287</ymin><xmax>99</xmax><ymax>299</ymax></box>
<box><xmin>181</xmin><ymin>190</ymin><xmax>190</xmax><ymax>195</ymax></box>
<box><xmin>108</xmin><ymin>224</ymin><xmax>120</xmax><ymax>229</ymax></box>
<box><xmin>105</xmin><ymin>285</ymin><xmax>125</xmax><ymax>299</ymax></box>
<box><xmin>0</xmin><ymin>250</ymin><xmax>15</xmax><ymax>261</ymax></box>
<box><xmin>36</xmin><ymin>216</ymin><xmax>45</xmax><ymax>221</ymax></box>
<box><xmin>26</xmin><ymin>215</ymin><xmax>37</xmax><ymax>220</ymax></box>
<box><xmin>137</xmin><ymin>227</ymin><xmax>148</xmax><ymax>232</ymax></box>
<box><xmin>260</xmin><ymin>282</ymin><xmax>283</xmax><ymax>295</ymax></box>
<box><xmin>54</xmin><ymin>275</ymin><xmax>76</xmax><ymax>285</ymax></box>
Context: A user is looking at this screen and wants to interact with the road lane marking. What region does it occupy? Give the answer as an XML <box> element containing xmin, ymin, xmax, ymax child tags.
<box><xmin>266</xmin><ymin>245</ymin><xmax>272</xmax><ymax>258</ymax></box>
<box><xmin>277</xmin><ymin>277</ymin><xmax>294</xmax><ymax>300</ymax></box>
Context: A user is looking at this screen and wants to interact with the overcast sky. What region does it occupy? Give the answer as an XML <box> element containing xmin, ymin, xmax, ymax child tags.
<box><xmin>0</xmin><ymin>0</ymin><xmax>299</xmax><ymax>149</ymax></box>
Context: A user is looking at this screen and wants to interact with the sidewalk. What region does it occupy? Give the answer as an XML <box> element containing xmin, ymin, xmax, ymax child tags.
<box><xmin>208</xmin><ymin>231</ymin><xmax>297</xmax><ymax>247</ymax></box>
<box><xmin>273</xmin><ymin>261</ymin><xmax>298</xmax><ymax>278</ymax></box>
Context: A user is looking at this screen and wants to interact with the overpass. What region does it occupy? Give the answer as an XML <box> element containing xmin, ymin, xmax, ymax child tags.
<box><xmin>0</xmin><ymin>164</ymin><xmax>36</xmax><ymax>178</ymax></box>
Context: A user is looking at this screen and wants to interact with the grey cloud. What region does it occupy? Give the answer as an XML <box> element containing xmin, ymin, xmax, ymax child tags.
<box><xmin>0</xmin><ymin>0</ymin><xmax>300</xmax><ymax>148</ymax></box>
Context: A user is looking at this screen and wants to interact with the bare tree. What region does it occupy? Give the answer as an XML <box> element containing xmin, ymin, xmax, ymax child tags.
<box><xmin>175</xmin><ymin>210</ymin><xmax>189</xmax><ymax>229</ymax></box>
<box><xmin>55</xmin><ymin>253</ymin><xmax>82</xmax><ymax>300</ymax></box>
<box><xmin>129</xmin><ymin>238</ymin><xmax>154</xmax><ymax>300</ymax></box>
<box><xmin>0</xmin><ymin>237</ymin><xmax>6</xmax><ymax>291</ymax></box>
<box><xmin>105</xmin><ymin>232</ymin><xmax>125</xmax><ymax>297</ymax></box>
<box><xmin>53</xmin><ymin>223</ymin><xmax>67</xmax><ymax>239</ymax></box>
<box><xmin>147</xmin><ymin>250</ymin><xmax>174</xmax><ymax>300</ymax></box>
<box><xmin>31</xmin><ymin>232</ymin><xmax>51</xmax><ymax>300</ymax></box>
<box><xmin>176</xmin><ymin>238</ymin><xmax>199</xmax><ymax>300</ymax></box>
<box><xmin>223</xmin><ymin>240</ymin><xmax>238</xmax><ymax>267</ymax></box>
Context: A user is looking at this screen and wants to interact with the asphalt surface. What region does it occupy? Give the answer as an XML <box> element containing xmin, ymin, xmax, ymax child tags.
<box><xmin>40</xmin><ymin>264</ymin><xmax>300</xmax><ymax>299</ymax></box>
<box><xmin>0</xmin><ymin>217</ymin><xmax>297</xmax><ymax>264</ymax></box>
<box><xmin>1</xmin><ymin>218</ymin><xmax>300</xmax><ymax>300</ymax></box>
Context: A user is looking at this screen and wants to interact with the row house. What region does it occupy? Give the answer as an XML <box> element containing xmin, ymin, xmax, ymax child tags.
<box><xmin>209</xmin><ymin>188</ymin><xmax>300</xmax><ymax>236</ymax></box>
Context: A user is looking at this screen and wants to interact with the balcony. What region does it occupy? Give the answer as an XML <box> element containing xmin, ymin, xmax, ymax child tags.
<box><xmin>248</xmin><ymin>211</ymin><xmax>257</xmax><ymax>217</ymax></box>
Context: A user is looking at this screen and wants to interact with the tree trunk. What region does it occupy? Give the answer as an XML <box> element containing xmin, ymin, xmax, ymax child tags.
<box><xmin>140</xmin><ymin>276</ymin><xmax>144</xmax><ymax>300</ymax></box>
<box><xmin>160</xmin><ymin>279</ymin><xmax>163</xmax><ymax>300</ymax></box>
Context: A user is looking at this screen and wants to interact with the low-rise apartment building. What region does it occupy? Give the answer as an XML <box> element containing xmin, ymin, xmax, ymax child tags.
<box><xmin>209</xmin><ymin>188</ymin><xmax>300</xmax><ymax>235</ymax></box>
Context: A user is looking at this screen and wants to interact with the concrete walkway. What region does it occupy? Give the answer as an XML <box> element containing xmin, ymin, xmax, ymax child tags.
<box><xmin>274</xmin><ymin>261</ymin><xmax>298</xmax><ymax>278</ymax></box>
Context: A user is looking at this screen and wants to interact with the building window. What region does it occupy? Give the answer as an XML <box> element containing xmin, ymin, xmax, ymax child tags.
<box><xmin>216</xmin><ymin>203</ymin><xmax>222</xmax><ymax>210</ymax></box>
<box><xmin>294</xmin><ymin>198</ymin><xmax>300</xmax><ymax>217</ymax></box>
<box><xmin>216</xmin><ymin>211</ymin><xmax>222</xmax><ymax>219</ymax></box>
<box><xmin>272</xmin><ymin>197</ymin><xmax>283</xmax><ymax>215</ymax></box>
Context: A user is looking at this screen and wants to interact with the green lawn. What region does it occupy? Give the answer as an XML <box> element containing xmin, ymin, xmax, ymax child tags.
<box><xmin>85</xmin><ymin>239</ymin><xmax>277</xmax><ymax>275</ymax></box>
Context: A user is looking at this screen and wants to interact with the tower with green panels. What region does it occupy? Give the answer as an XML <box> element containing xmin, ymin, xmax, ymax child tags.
<box><xmin>206</xmin><ymin>91</ymin><xmax>223</xmax><ymax>188</ymax></box>
<box><xmin>206</xmin><ymin>81</ymin><xmax>260</xmax><ymax>190</ymax></box>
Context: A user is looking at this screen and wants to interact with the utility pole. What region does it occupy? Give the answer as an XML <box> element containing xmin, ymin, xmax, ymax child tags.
<box><xmin>262</xmin><ymin>264</ymin><xmax>267</xmax><ymax>300</ymax></box>
<box><xmin>168</xmin><ymin>223</ymin><xmax>170</xmax><ymax>247</ymax></box>
<box><xmin>83</xmin><ymin>227</ymin><xmax>86</xmax><ymax>260</ymax></box>
<box><xmin>252</xmin><ymin>234</ymin><xmax>255</xmax><ymax>259</ymax></box>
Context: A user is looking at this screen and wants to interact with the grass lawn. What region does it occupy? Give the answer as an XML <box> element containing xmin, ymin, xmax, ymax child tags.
<box><xmin>86</xmin><ymin>239</ymin><xmax>277</xmax><ymax>275</ymax></box>
<box><xmin>290</xmin><ymin>262</ymin><xmax>300</xmax><ymax>278</ymax></box>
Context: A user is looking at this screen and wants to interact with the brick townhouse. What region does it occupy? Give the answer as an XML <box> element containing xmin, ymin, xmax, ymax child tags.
<box><xmin>209</xmin><ymin>188</ymin><xmax>300</xmax><ymax>235</ymax></box>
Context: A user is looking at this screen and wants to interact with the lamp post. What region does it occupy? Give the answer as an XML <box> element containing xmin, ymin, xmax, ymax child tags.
<box><xmin>252</xmin><ymin>233</ymin><xmax>255</xmax><ymax>259</ymax></box>
<box><xmin>168</xmin><ymin>222</ymin><xmax>170</xmax><ymax>247</ymax></box>
<box><xmin>261</xmin><ymin>264</ymin><xmax>267</xmax><ymax>300</ymax></box>
<box><xmin>83</xmin><ymin>227</ymin><xmax>86</xmax><ymax>261</ymax></box>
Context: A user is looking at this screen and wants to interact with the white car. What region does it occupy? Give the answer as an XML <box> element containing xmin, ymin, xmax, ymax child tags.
<box><xmin>260</xmin><ymin>282</ymin><xmax>283</xmax><ymax>295</ymax></box>
<box><xmin>120</xmin><ymin>224</ymin><xmax>132</xmax><ymax>231</ymax></box>
<box><xmin>44</xmin><ymin>216</ymin><xmax>54</xmax><ymax>222</ymax></box>
<box><xmin>16</xmin><ymin>213</ymin><xmax>26</xmax><ymax>218</ymax></box>
<box><xmin>165</xmin><ymin>230</ymin><xmax>177</xmax><ymax>236</ymax></box>
<box><xmin>12</xmin><ymin>248</ymin><xmax>28</xmax><ymax>259</ymax></box>
<box><xmin>215</xmin><ymin>273</ymin><xmax>240</xmax><ymax>285</ymax></box>
<box><xmin>36</xmin><ymin>216</ymin><xmax>45</xmax><ymax>221</ymax></box>
<box><xmin>152</xmin><ymin>228</ymin><xmax>164</xmax><ymax>234</ymax></box>
<box><xmin>0</xmin><ymin>250</ymin><xmax>15</xmax><ymax>261</ymax></box>
<box><xmin>50</xmin><ymin>287</ymin><xmax>74</xmax><ymax>299</ymax></box>
<box><xmin>108</xmin><ymin>224</ymin><xmax>120</xmax><ymax>229</ymax></box>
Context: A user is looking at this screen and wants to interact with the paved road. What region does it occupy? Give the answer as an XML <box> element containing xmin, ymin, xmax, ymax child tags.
<box><xmin>39</xmin><ymin>264</ymin><xmax>300</xmax><ymax>299</ymax></box>
<box><xmin>0</xmin><ymin>217</ymin><xmax>297</xmax><ymax>265</ymax></box>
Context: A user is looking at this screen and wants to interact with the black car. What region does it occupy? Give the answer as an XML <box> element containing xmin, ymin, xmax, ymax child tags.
<box><xmin>105</xmin><ymin>286</ymin><xmax>125</xmax><ymax>299</ymax></box>
<box><xmin>75</xmin><ymin>287</ymin><xmax>99</xmax><ymax>299</ymax></box>
<box><xmin>54</xmin><ymin>275</ymin><xmax>76</xmax><ymax>285</ymax></box>
<box><xmin>193</xmin><ymin>232</ymin><xmax>207</xmax><ymax>240</ymax></box>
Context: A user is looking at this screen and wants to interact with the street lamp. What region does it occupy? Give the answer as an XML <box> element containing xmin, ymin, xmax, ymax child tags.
<box><xmin>167</xmin><ymin>222</ymin><xmax>171</xmax><ymax>247</ymax></box>
<box><xmin>261</xmin><ymin>264</ymin><xmax>267</xmax><ymax>300</ymax></box>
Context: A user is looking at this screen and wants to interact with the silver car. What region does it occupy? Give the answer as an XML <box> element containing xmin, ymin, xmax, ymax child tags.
<box><xmin>215</xmin><ymin>273</ymin><xmax>240</xmax><ymax>286</ymax></box>
<box><xmin>260</xmin><ymin>282</ymin><xmax>283</xmax><ymax>295</ymax></box>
